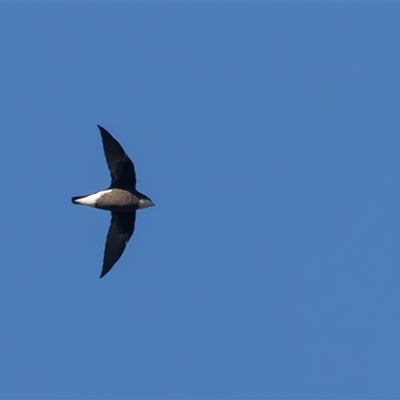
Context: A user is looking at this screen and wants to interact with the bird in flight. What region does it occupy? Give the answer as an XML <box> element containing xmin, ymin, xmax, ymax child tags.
<box><xmin>72</xmin><ymin>125</ymin><xmax>154</xmax><ymax>278</ymax></box>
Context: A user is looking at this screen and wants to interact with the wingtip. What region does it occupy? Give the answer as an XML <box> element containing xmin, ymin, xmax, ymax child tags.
<box><xmin>98</xmin><ymin>125</ymin><xmax>113</xmax><ymax>141</ymax></box>
<box><xmin>97</xmin><ymin>125</ymin><xmax>106</xmax><ymax>134</ymax></box>
<box><xmin>99</xmin><ymin>268</ymin><xmax>109</xmax><ymax>279</ymax></box>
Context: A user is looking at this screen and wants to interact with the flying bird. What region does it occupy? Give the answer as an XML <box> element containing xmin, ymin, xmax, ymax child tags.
<box><xmin>72</xmin><ymin>125</ymin><xmax>154</xmax><ymax>278</ymax></box>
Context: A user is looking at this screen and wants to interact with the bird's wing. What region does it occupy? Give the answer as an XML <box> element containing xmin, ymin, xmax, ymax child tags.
<box><xmin>100</xmin><ymin>211</ymin><xmax>136</xmax><ymax>278</ymax></box>
<box><xmin>98</xmin><ymin>125</ymin><xmax>136</xmax><ymax>190</ymax></box>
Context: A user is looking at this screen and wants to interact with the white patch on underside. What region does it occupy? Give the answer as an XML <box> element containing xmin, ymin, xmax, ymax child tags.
<box><xmin>74</xmin><ymin>190</ymin><xmax>113</xmax><ymax>207</ymax></box>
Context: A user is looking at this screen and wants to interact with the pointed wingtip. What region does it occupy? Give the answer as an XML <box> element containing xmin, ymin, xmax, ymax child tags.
<box><xmin>97</xmin><ymin>125</ymin><xmax>109</xmax><ymax>134</ymax></box>
<box><xmin>99</xmin><ymin>267</ymin><xmax>109</xmax><ymax>279</ymax></box>
<box><xmin>98</xmin><ymin>125</ymin><xmax>114</xmax><ymax>142</ymax></box>
<box><xmin>97</xmin><ymin>125</ymin><xmax>105</xmax><ymax>135</ymax></box>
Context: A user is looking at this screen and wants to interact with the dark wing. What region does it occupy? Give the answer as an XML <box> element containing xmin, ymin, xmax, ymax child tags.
<box><xmin>100</xmin><ymin>211</ymin><xmax>136</xmax><ymax>278</ymax></box>
<box><xmin>98</xmin><ymin>125</ymin><xmax>136</xmax><ymax>190</ymax></box>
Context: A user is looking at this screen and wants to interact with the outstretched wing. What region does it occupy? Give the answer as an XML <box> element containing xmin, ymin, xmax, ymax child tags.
<box><xmin>100</xmin><ymin>211</ymin><xmax>136</xmax><ymax>278</ymax></box>
<box><xmin>98</xmin><ymin>125</ymin><xmax>136</xmax><ymax>190</ymax></box>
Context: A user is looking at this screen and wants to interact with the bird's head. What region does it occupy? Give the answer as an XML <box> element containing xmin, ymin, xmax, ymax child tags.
<box><xmin>137</xmin><ymin>192</ymin><xmax>155</xmax><ymax>209</ymax></box>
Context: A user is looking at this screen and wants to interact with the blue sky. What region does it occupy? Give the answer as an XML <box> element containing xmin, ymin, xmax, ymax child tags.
<box><xmin>1</xmin><ymin>3</ymin><xmax>400</xmax><ymax>399</ymax></box>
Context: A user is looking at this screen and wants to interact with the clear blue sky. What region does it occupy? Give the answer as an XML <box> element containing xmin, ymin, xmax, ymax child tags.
<box><xmin>1</xmin><ymin>3</ymin><xmax>399</xmax><ymax>399</ymax></box>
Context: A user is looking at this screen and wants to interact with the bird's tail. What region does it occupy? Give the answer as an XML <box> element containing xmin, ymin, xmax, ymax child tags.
<box><xmin>71</xmin><ymin>195</ymin><xmax>86</xmax><ymax>204</ymax></box>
